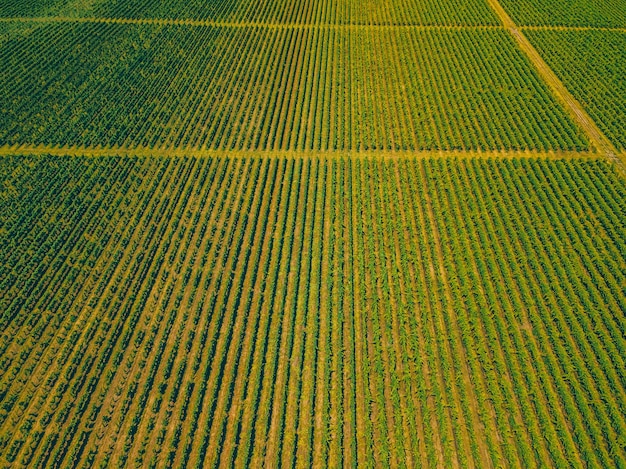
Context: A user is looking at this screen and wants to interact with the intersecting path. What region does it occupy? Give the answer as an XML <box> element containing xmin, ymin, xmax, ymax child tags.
<box><xmin>1</xmin><ymin>16</ymin><xmax>625</xmax><ymax>32</ymax></box>
<box><xmin>483</xmin><ymin>0</ymin><xmax>624</xmax><ymax>174</ymax></box>
<box><xmin>0</xmin><ymin>13</ymin><xmax>624</xmax><ymax>175</ymax></box>
<box><xmin>0</xmin><ymin>144</ymin><xmax>606</xmax><ymax>161</ymax></box>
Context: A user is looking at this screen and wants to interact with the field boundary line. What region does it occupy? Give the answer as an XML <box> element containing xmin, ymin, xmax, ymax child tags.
<box><xmin>0</xmin><ymin>144</ymin><xmax>603</xmax><ymax>160</ymax></box>
<box><xmin>0</xmin><ymin>16</ymin><xmax>504</xmax><ymax>29</ymax></box>
<box><xmin>521</xmin><ymin>25</ymin><xmax>626</xmax><ymax>33</ymax></box>
<box><xmin>484</xmin><ymin>0</ymin><xmax>625</xmax><ymax>174</ymax></box>
<box><xmin>2</xmin><ymin>17</ymin><xmax>625</xmax><ymax>32</ymax></box>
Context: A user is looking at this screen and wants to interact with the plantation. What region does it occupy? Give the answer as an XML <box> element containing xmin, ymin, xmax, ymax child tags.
<box><xmin>0</xmin><ymin>156</ymin><xmax>624</xmax><ymax>467</ymax></box>
<box><xmin>1</xmin><ymin>0</ymin><xmax>625</xmax><ymax>466</ymax></box>
<box><xmin>0</xmin><ymin>23</ymin><xmax>588</xmax><ymax>151</ymax></box>
<box><xmin>0</xmin><ymin>0</ymin><xmax>500</xmax><ymax>25</ymax></box>
<box><xmin>499</xmin><ymin>0</ymin><xmax>626</xmax><ymax>27</ymax></box>
<box><xmin>526</xmin><ymin>30</ymin><xmax>626</xmax><ymax>150</ymax></box>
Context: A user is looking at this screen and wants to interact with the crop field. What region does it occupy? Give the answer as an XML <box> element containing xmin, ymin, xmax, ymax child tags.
<box><xmin>1</xmin><ymin>0</ymin><xmax>625</xmax><ymax>466</ymax></box>
<box><xmin>0</xmin><ymin>156</ymin><xmax>624</xmax><ymax>468</ymax></box>
<box><xmin>499</xmin><ymin>0</ymin><xmax>626</xmax><ymax>27</ymax></box>
<box><xmin>526</xmin><ymin>30</ymin><xmax>626</xmax><ymax>150</ymax></box>
<box><xmin>0</xmin><ymin>23</ymin><xmax>588</xmax><ymax>152</ymax></box>
<box><xmin>0</xmin><ymin>0</ymin><xmax>500</xmax><ymax>25</ymax></box>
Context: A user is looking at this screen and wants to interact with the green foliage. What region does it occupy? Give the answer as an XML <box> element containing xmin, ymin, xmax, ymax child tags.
<box><xmin>0</xmin><ymin>24</ymin><xmax>587</xmax><ymax>151</ymax></box>
<box><xmin>527</xmin><ymin>30</ymin><xmax>626</xmax><ymax>150</ymax></box>
<box><xmin>0</xmin><ymin>156</ymin><xmax>624</xmax><ymax>467</ymax></box>
<box><xmin>499</xmin><ymin>0</ymin><xmax>626</xmax><ymax>27</ymax></box>
<box><xmin>0</xmin><ymin>0</ymin><xmax>500</xmax><ymax>26</ymax></box>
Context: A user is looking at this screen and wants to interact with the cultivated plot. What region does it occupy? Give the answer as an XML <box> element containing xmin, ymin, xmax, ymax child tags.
<box><xmin>0</xmin><ymin>23</ymin><xmax>588</xmax><ymax>152</ymax></box>
<box><xmin>499</xmin><ymin>0</ymin><xmax>626</xmax><ymax>27</ymax></box>
<box><xmin>0</xmin><ymin>0</ymin><xmax>500</xmax><ymax>26</ymax></box>
<box><xmin>0</xmin><ymin>156</ymin><xmax>624</xmax><ymax>468</ymax></box>
<box><xmin>527</xmin><ymin>30</ymin><xmax>626</xmax><ymax>151</ymax></box>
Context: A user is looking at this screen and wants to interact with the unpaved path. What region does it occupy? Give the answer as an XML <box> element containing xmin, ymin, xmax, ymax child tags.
<box><xmin>521</xmin><ymin>25</ymin><xmax>626</xmax><ymax>33</ymax></box>
<box><xmin>0</xmin><ymin>16</ymin><xmax>504</xmax><ymax>29</ymax></box>
<box><xmin>2</xmin><ymin>16</ymin><xmax>625</xmax><ymax>33</ymax></box>
<box><xmin>0</xmin><ymin>144</ymin><xmax>602</xmax><ymax>161</ymax></box>
<box><xmin>484</xmin><ymin>0</ymin><xmax>624</xmax><ymax>174</ymax></box>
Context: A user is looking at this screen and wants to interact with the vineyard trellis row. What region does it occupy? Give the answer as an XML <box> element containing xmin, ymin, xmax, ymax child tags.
<box><xmin>498</xmin><ymin>0</ymin><xmax>626</xmax><ymax>28</ymax></box>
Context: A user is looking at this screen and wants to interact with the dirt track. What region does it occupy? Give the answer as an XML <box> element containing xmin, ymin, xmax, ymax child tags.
<box><xmin>483</xmin><ymin>0</ymin><xmax>624</xmax><ymax>174</ymax></box>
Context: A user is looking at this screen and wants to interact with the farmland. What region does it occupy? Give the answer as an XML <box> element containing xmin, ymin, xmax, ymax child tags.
<box><xmin>0</xmin><ymin>23</ymin><xmax>587</xmax><ymax>152</ymax></box>
<box><xmin>526</xmin><ymin>30</ymin><xmax>626</xmax><ymax>150</ymax></box>
<box><xmin>499</xmin><ymin>0</ymin><xmax>626</xmax><ymax>27</ymax></box>
<box><xmin>0</xmin><ymin>156</ymin><xmax>624</xmax><ymax>467</ymax></box>
<box><xmin>1</xmin><ymin>0</ymin><xmax>625</xmax><ymax>466</ymax></box>
<box><xmin>0</xmin><ymin>0</ymin><xmax>500</xmax><ymax>25</ymax></box>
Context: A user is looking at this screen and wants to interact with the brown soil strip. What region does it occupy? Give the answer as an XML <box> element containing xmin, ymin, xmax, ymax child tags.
<box><xmin>484</xmin><ymin>0</ymin><xmax>625</xmax><ymax>174</ymax></box>
<box><xmin>521</xmin><ymin>25</ymin><xmax>626</xmax><ymax>33</ymax></box>
<box><xmin>0</xmin><ymin>144</ymin><xmax>601</xmax><ymax>161</ymax></box>
<box><xmin>0</xmin><ymin>16</ymin><xmax>504</xmax><ymax>29</ymax></box>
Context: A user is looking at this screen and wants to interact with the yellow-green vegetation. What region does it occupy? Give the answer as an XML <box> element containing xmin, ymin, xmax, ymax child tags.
<box><xmin>1</xmin><ymin>0</ymin><xmax>625</xmax><ymax>466</ymax></box>
<box><xmin>0</xmin><ymin>0</ymin><xmax>500</xmax><ymax>25</ymax></box>
<box><xmin>0</xmin><ymin>156</ymin><xmax>625</xmax><ymax>467</ymax></box>
<box><xmin>526</xmin><ymin>30</ymin><xmax>626</xmax><ymax>150</ymax></box>
<box><xmin>0</xmin><ymin>23</ymin><xmax>588</xmax><ymax>151</ymax></box>
<box><xmin>499</xmin><ymin>0</ymin><xmax>626</xmax><ymax>27</ymax></box>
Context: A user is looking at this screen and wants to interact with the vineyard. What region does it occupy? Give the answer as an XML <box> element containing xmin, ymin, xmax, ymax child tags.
<box><xmin>499</xmin><ymin>0</ymin><xmax>626</xmax><ymax>27</ymax></box>
<box><xmin>1</xmin><ymin>0</ymin><xmax>626</xmax><ymax>466</ymax></box>
<box><xmin>0</xmin><ymin>0</ymin><xmax>500</xmax><ymax>25</ymax></box>
<box><xmin>526</xmin><ymin>30</ymin><xmax>626</xmax><ymax>151</ymax></box>
<box><xmin>0</xmin><ymin>156</ymin><xmax>624</xmax><ymax>467</ymax></box>
<box><xmin>0</xmin><ymin>22</ymin><xmax>589</xmax><ymax>152</ymax></box>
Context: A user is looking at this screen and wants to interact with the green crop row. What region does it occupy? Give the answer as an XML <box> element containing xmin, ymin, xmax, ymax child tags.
<box><xmin>500</xmin><ymin>0</ymin><xmax>626</xmax><ymax>27</ymax></box>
